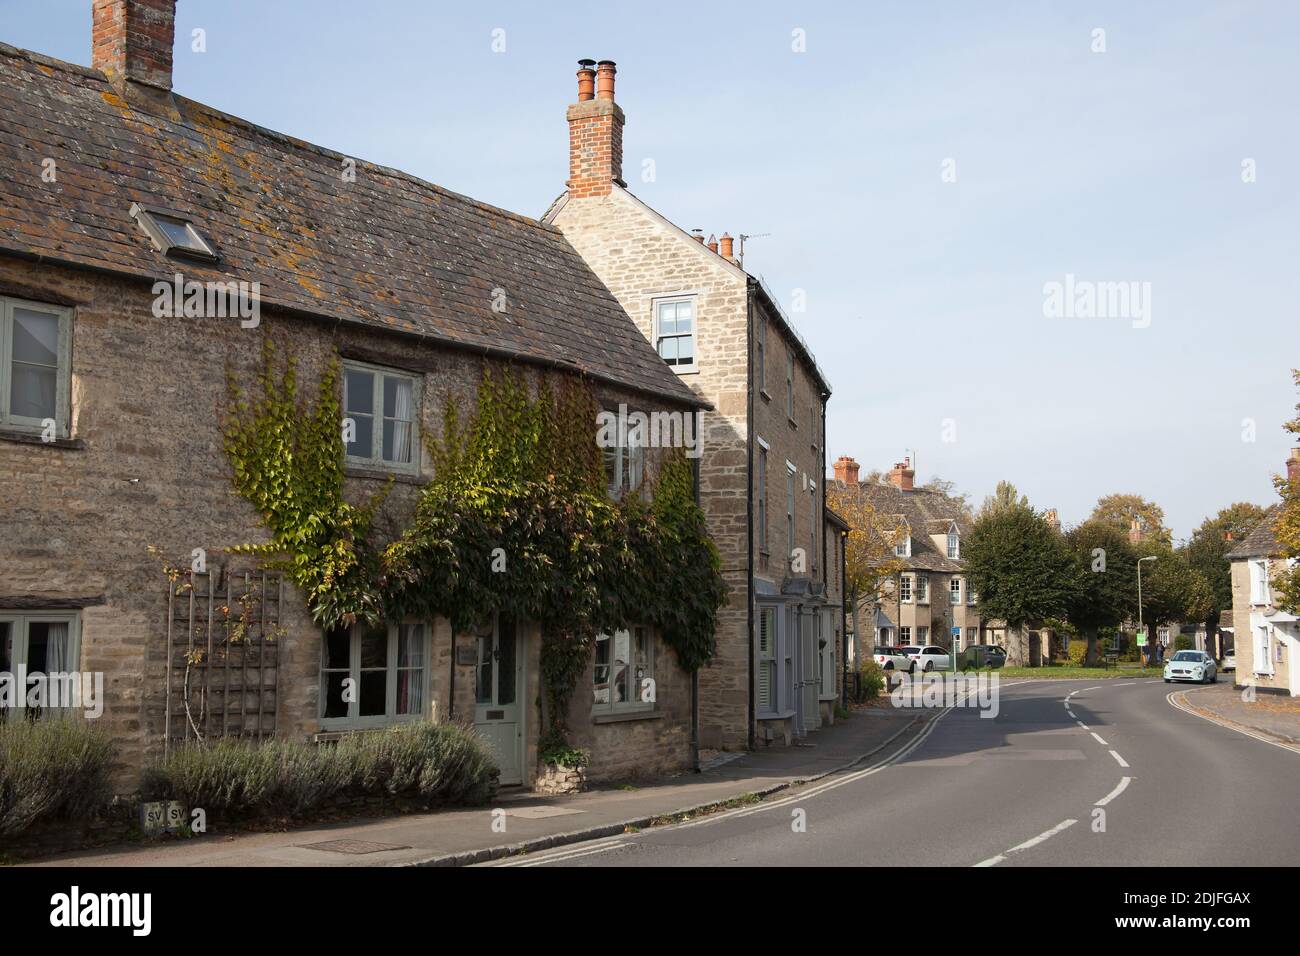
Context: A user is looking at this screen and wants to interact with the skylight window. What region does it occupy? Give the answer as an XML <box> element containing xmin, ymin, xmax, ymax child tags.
<box><xmin>129</xmin><ymin>203</ymin><xmax>218</xmax><ymax>260</ymax></box>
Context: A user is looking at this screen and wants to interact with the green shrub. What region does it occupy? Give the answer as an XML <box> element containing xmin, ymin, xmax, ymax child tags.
<box><xmin>1173</xmin><ymin>635</ymin><xmax>1194</xmax><ymax>652</ymax></box>
<box><xmin>859</xmin><ymin>660</ymin><xmax>886</xmax><ymax>701</ymax></box>
<box><xmin>0</xmin><ymin>719</ymin><xmax>114</xmax><ymax>836</ymax></box>
<box><xmin>538</xmin><ymin>744</ymin><xmax>589</xmax><ymax>769</ymax></box>
<box><xmin>142</xmin><ymin>721</ymin><xmax>498</xmax><ymax>819</ymax></box>
<box><xmin>1066</xmin><ymin>639</ymin><xmax>1089</xmax><ymax>666</ymax></box>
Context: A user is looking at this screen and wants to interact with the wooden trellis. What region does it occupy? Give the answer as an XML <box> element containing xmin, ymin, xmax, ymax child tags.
<box><xmin>164</xmin><ymin>566</ymin><xmax>284</xmax><ymax>752</ymax></box>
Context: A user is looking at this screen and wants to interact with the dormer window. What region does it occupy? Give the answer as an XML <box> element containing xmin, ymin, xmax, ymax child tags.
<box><xmin>894</xmin><ymin>521</ymin><xmax>911</xmax><ymax>558</ymax></box>
<box><xmin>130</xmin><ymin>203</ymin><xmax>218</xmax><ymax>260</ymax></box>
<box><xmin>947</xmin><ymin>528</ymin><xmax>960</xmax><ymax>559</ymax></box>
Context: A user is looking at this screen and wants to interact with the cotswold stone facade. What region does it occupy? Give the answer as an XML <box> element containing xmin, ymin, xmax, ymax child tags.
<box><xmin>548</xmin><ymin>60</ymin><xmax>837</xmax><ymax>751</ymax></box>
<box><xmin>0</xmin><ymin>5</ymin><xmax>705</xmax><ymax>790</ymax></box>
<box><xmin>1228</xmin><ymin>451</ymin><xmax>1300</xmax><ymax>697</ymax></box>
<box><xmin>832</xmin><ymin>457</ymin><xmax>993</xmax><ymax>660</ymax></box>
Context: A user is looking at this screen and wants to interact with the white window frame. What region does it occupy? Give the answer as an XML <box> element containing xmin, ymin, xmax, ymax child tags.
<box><xmin>916</xmin><ymin>574</ymin><xmax>929</xmax><ymax>604</ymax></box>
<box><xmin>950</xmin><ymin>577</ymin><xmax>962</xmax><ymax>605</ymax></box>
<box><xmin>918</xmin><ymin>626</ymin><xmax>929</xmax><ymax>645</ymax></box>
<box><xmin>899</xmin><ymin>574</ymin><xmax>912</xmax><ymax>603</ymax></box>
<box><xmin>900</xmin><ymin>626</ymin><xmax>912</xmax><ymax>644</ymax></box>
<box><xmin>593</xmin><ymin>626</ymin><xmax>654</xmax><ymax>715</ymax></box>
<box><xmin>653</xmin><ymin>295</ymin><xmax>697</xmax><ymax>373</ymax></box>
<box><xmin>818</xmin><ymin>608</ymin><xmax>836</xmax><ymax>700</ymax></box>
<box><xmin>967</xmin><ymin>627</ymin><xmax>977</xmax><ymax>645</ymax></box>
<box><xmin>0</xmin><ymin>610</ymin><xmax>82</xmax><ymax>721</ymax></box>
<box><xmin>0</xmin><ymin>296</ymin><xmax>73</xmax><ymax>438</ymax></box>
<box><xmin>1253</xmin><ymin>624</ymin><xmax>1274</xmax><ymax>676</ymax></box>
<box><xmin>947</xmin><ymin>529</ymin><xmax>960</xmax><ymax>559</ymax></box>
<box><xmin>968</xmin><ymin>586</ymin><xmax>977</xmax><ymax>606</ymax></box>
<box><xmin>342</xmin><ymin>360</ymin><xmax>421</xmax><ymax>475</ymax></box>
<box><xmin>757</xmin><ymin>438</ymin><xmax>769</xmax><ymax>551</ymax></box>
<box><xmin>603</xmin><ymin>437</ymin><xmax>646</xmax><ymax>500</ymax></box>
<box><xmin>895</xmin><ymin>523</ymin><xmax>911</xmax><ymax>558</ymax></box>
<box><xmin>809</xmin><ymin>479</ymin><xmax>818</xmax><ymax>573</ymax></box>
<box><xmin>319</xmin><ymin>621</ymin><xmax>429</xmax><ymax>730</ymax></box>
<box><xmin>1250</xmin><ymin>560</ymin><xmax>1271</xmax><ymax>606</ymax></box>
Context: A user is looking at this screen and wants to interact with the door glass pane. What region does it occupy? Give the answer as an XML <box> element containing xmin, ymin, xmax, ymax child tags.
<box><xmin>476</xmin><ymin>636</ymin><xmax>492</xmax><ymax>703</ymax></box>
<box><xmin>497</xmin><ymin>621</ymin><xmax>516</xmax><ymax>706</ymax></box>
<box><xmin>11</xmin><ymin>308</ymin><xmax>58</xmax><ymax>365</ymax></box>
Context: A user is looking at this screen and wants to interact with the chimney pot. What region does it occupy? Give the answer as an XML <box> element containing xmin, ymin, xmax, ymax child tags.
<box><xmin>576</xmin><ymin>59</ymin><xmax>596</xmax><ymax>101</ymax></box>
<box><xmin>706</xmin><ymin>234</ymin><xmax>718</xmax><ymax>253</ymax></box>
<box><xmin>887</xmin><ymin>458</ymin><xmax>915</xmax><ymax>491</ymax></box>
<box><xmin>92</xmin><ymin>0</ymin><xmax>176</xmax><ymax>90</ymax></box>
<box><xmin>719</xmin><ymin>233</ymin><xmax>734</xmax><ymax>259</ymax></box>
<box><xmin>691</xmin><ymin>228</ymin><xmax>705</xmax><ymax>243</ymax></box>
<box><xmin>596</xmin><ymin>60</ymin><xmax>617</xmax><ymax>101</ymax></box>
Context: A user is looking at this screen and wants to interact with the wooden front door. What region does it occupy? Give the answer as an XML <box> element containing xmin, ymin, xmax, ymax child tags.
<box><xmin>473</xmin><ymin>618</ymin><xmax>524</xmax><ymax>785</ymax></box>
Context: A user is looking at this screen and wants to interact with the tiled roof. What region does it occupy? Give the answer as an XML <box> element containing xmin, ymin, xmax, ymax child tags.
<box><xmin>1227</xmin><ymin>506</ymin><xmax>1280</xmax><ymax>559</ymax></box>
<box><xmin>850</xmin><ymin>481</ymin><xmax>972</xmax><ymax>573</ymax></box>
<box><xmin>0</xmin><ymin>43</ymin><xmax>703</xmax><ymax>408</ymax></box>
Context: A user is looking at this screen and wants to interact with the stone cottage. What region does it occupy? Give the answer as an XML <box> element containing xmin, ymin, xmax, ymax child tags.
<box><xmin>0</xmin><ymin>0</ymin><xmax>713</xmax><ymax>789</ymax></box>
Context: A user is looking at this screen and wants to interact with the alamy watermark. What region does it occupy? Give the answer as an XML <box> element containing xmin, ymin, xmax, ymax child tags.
<box><xmin>152</xmin><ymin>273</ymin><xmax>261</xmax><ymax>328</ymax></box>
<box><xmin>891</xmin><ymin>671</ymin><xmax>1000</xmax><ymax>718</ymax></box>
<box><xmin>1042</xmin><ymin>273</ymin><xmax>1151</xmax><ymax>329</ymax></box>
<box><xmin>0</xmin><ymin>668</ymin><xmax>104</xmax><ymax>718</ymax></box>
<box><xmin>595</xmin><ymin>403</ymin><xmax>702</xmax><ymax>459</ymax></box>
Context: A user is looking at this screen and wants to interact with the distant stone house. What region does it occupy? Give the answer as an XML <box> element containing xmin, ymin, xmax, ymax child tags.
<box><xmin>545</xmin><ymin>60</ymin><xmax>837</xmax><ymax>749</ymax></box>
<box><xmin>1227</xmin><ymin>450</ymin><xmax>1300</xmax><ymax>697</ymax></box>
<box><xmin>831</xmin><ymin>456</ymin><xmax>997</xmax><ymax>661</ymax></box>
<box><xmin>0</xmin><ymin>1</ymin><xmax>711</xmax><ymax>788</ymax></box>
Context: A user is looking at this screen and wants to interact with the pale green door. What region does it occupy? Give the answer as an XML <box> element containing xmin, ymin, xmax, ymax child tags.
<box><xmin>473</xmin><ymin>618</ymin><xmax>524</xmax><ymax>785</ymax></box>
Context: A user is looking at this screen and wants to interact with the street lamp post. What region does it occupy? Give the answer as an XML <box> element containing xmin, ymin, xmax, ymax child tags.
<box><xmin>1137</xmin><ymin>555</ymin><xmax>1157</xmax><ymax>667</ymax></box>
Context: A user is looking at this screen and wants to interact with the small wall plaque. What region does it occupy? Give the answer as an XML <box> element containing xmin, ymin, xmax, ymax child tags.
<box><xmin>456</xmin><ymin>644</ymin><xmax>478</xmax><ymax>666</ymax></box>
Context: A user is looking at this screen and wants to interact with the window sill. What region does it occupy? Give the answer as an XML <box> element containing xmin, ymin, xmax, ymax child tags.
<box><xmin>787</xmin><ymin>417</ymin><xmax>799</xmax><ymax>430</ymax></box>
<box><xmin>0</xmin><ymin>429</ymin><xmax>82</xmax><ymax>450</ymax></box>
<box><xmin>344</xmin><ymin>464</ymin><xmax>428</xmax><ymax>485</ymax></box>
<box><xmin>756</xmin><ymin>709</ymin><xmax>796</xmax><ymax>721</ymax></box>
<box><xmin>759</xmin><ymin>389</ymin><xmax>772</xmax><ymax>403</ymax></box>
<box><xmin>592</xmin><ymin>710</ymin><xmax>662</xmax><ymax>725</ymax></box>
<box><xmin>671</xmin><ymin>367</ymin><xmax>700</xmax><ymax>376</ymax></box>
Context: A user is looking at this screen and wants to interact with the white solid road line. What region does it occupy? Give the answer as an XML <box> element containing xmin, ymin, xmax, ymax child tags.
<box><xmin>491</xmin><ymin>836</ymin><xmax>628</xmax><ymax>868</ymax></box>
<box><xmin>1081</xmin><ymin>685</ymin><xmax>1103</xmax><ymax>692</ymax></box>
<box><xmin>1076</xmin><ymin>720</ymin><xmax>1090</xmax><ymax>730</ymax></box>
<box><xmin>1095</xmin><ymin>776</ymin><xmax>1132</xmax><ymax>806</ymax></box>
<box><xmin>1090</xmin><ymin>731</ymin><xmax>1109</xmax><ymax>746</ymax></box>
<box><xmin>975</xmin><ymin>819</ymin><xmax>1079</xmax><ymax>867</ymax></box>
<box><xmin>1166</xmin><ymin>690</ymin><xmax>1300</xmax><ymax>756</ymax></box>
<box><xmin>1109</xmin><ymin>750</ymin><xmax>1130</xmax><ymax>768</ymax></box>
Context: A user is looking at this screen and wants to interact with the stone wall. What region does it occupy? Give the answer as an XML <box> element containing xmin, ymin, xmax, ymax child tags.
<box><xmin>0</xmin><ymin>255</ymin><xmax>695</xmax><ymax>788</ymax></box>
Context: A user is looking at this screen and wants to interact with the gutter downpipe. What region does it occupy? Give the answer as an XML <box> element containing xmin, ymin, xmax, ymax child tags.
<box><xmin>746</xmin><ymin>282</ymin><xmax>757</xmax><ymax>752</ymax></box>
<box><xmin>692</xmin><ymin>453</ymin><xmax>702</xmax><ymax>773</ymax></box>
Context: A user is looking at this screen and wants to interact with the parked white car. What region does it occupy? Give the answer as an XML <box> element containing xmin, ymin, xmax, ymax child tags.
<box><xmin>1221</xmin><ymin>651</ymin><xmax>1236</xmax><ymax>672</ymax></box>
<box><xmin>873</xmin><ymin>645</ymin><xmax>915</xmax><ymax>673</ymax></box>
<box><xmin>1163</xmin><ymin>650</ymin><xmax>1217</xmax><ymax>684</ymax></box>
<box><xmin>907</xmin><ymin>644</ymin><xmax>952</xmax><ymax>672</ymax></box>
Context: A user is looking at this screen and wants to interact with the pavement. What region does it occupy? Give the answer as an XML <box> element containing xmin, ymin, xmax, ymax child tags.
<box><xmin>25</xmin><ymin>703</ymin><xmax>918</xmax><ymax>868</ymax></box>
<box><xmin>494</xmin><ymin>677</ymin><xmax>1300</xmax><ymax>867</ymax></box>
<box><xmin>1176</xmin><ymin>679</ymin><xmax>1300</xmax><ymax>750</ymax></box>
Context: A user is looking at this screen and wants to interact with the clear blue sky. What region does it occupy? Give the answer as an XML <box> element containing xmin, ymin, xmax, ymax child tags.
<box><xmin>6</xmin><ymin>0</ymin><xmax>1298</xmax><ymax>538</ymax></box>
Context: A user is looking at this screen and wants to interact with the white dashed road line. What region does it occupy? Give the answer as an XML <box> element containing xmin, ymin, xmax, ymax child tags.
<box><xmin>1109</xmin><ymin>750</ymin><xmax>1130</xmax><ymax>768</ymax></box>
<box><xmin>1090</xmin><ymin>731</ymin><xmax>1109</xmax><ymax>746</ymax></box>
<box><xmin>1095</xmin><ymin>776</ymin><xmax>1132</xmax><ymax>806</ymax></box>
<box><xmin>975</xmin><ymin>819</ymin><xmax>1079</xmax><ymax>867</ymax></box>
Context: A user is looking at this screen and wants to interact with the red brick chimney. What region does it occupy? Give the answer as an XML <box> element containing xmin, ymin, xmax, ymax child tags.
<box><xmin>92</xmin><ymin>0</ymin><xmax>176</xmax><ymax>90</ymax></box>
<box><xmin>566</xmin><ymin>58</ymin><xmax>625</xmax><ymax>198</ymax></box>
<box><xmin>1288</xmin><ymin>448</ymin><xmax>1300</xmax><ymax>485</ymax></box>
<box><xmin>1044</xmin><ymin>508</ymin><xmax>1060</xmax><ymax>531</ymax></box>
<box><xmin>888</xmin><ymin>458</ymin><xmax>915</xmax><ymax>492</ymax></box>
<box><xmin>1128</xmin><ymin>517</ymin><xmax>1144</xmax><ymax>544</ymax></box>
<box><xmin>833</xmin><ymin>456</ymin><xmax>860</xmax><ymax>485</ymax></box>
<box><xmin>719</xmin><ymin>233</ymin><xmax>734</xmax><ymax>259</ymax></box>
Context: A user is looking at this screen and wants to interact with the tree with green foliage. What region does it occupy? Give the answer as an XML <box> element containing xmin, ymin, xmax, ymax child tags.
<box><xmin>977</xmin><ymin>480</ymin><xmax>1029</xmax><ymax>521</ymax></box>
<box><xmin>1270</xmin><ymin>370</ymin><xmax>1300</xmax><ymax>614</ymax></box>
<box><xmin>1063</xmin><ymin>519</ymin><xmax>1138</xmax><ymax>666</ymax></box>
<box><xmin>1134</xmin><ymin>542</ymin><xmax>1213</xmax><ymax>654</ymax></box>
<box><xmin>1182</xmin><ymin>502</ymin><xmax>1268</xmax><ymax>657</ymax></box>
<box><xmin>1090</xmin><ymin>493</ymin><xmax>1172</xmax><ymax>545</ymax></box>
<box><xmin>964</xmin><ymin>503</ymin><xmax>1077</xmax><ymax>665</ymax></box>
